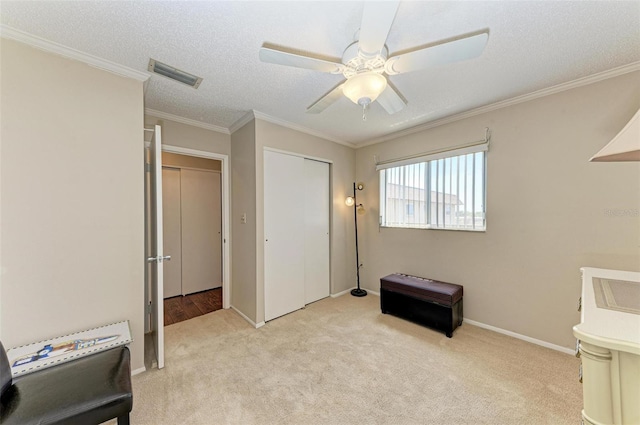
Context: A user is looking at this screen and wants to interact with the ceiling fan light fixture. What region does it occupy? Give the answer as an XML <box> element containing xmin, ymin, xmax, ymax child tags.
<box><xmin>342</xmin><ymin>71</ymin><xmax>387</xmax><ymax>105</ymax></box>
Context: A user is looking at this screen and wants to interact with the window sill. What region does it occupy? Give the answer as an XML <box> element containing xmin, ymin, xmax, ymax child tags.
<box><xmin>380</xmin><ymin>226</ymin><xmax>486</xmax><ymax>233</ymax></box>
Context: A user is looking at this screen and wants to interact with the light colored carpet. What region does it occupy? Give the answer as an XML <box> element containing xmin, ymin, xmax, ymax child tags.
<box><xmin>131</xmin><ymin>294</ymin><xmax>582</xmax><ymax>424</ymax></box>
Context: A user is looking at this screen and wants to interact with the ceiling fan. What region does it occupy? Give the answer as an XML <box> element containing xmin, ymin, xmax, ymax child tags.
<box><xmin>259</xmin><ymin>1</ymin><xmax>489</xmax><ymax>120</ymax></box>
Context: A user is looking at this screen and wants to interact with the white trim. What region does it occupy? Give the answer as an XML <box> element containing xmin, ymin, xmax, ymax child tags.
<box><xmin>231</xmin><ymin>305</ymin><xmax>264</xmax><ymax>329</ymax></box>
<box><xmin>253</xmin><ymin>110</ymin><xmax>355</xmax><ymax>148</ymax></box>
<box><xmin>330</xmin><ymin>288</ymin><xmax>379</xmax><ymax>297</ymax></box>
<box><xmin>359</xmin><ymin>61</ymin><xmax>640</xmax><ymax>148</ymax></box>
<box><xmin>229</xmin><ymin>111</ymin><xmax>256</xmax><ymax>134</ymax></box>
<box><xmin>160</xmin><ymin>145</ymin><xmax>231</xmax><ymax>311</ymax></box>
<box><xmin>342</xmin><ymin>288</ymin><xmax>572</xmax><ymax>354</ymax></box>
<box><xmin>131</xmin><ymin>366</ymin><xmax>146</xmax><ymax>376</ymax></box>
<box><xmin>263</xmin><ymin>147</ymin><xmax>334</xmax><ymax>164</ymax></box>
<box><xmin>0</xmin><ymin>24</ymin><xmax>149</xmax><ymax>82</ymax></box>
<box><xmin>331</xmin><ymin>287</ymin><xmax>355</xmax><ymax>298</ymax></box>
<box><xmin>464</xmin><ymin>318</ymin><xmax>574</xmax><ymax>355</ymax></box>
<box><xmin>145</xmin><ymin>109</ymin><xmax>230</xmax><ymax>135</ymax></box>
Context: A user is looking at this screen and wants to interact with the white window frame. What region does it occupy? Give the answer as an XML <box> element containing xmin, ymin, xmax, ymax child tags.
<box><xmin>377</xmin><ymin>141</ymin><xmax>488</xmax><ymax>232</ymax></box>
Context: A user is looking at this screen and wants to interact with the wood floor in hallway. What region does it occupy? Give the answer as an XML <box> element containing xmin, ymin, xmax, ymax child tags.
<box><xmin>164</xmin><ymin>288</ymin><xmax>222</xmax><ymax>326</ymax></box>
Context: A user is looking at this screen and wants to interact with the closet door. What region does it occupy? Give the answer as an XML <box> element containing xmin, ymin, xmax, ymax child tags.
<box><xmin>180</xmin><ymin>169</ymin><xmax>220</xmax><ymax>295</ymax></box>
<box><xmin>264</xmin><ymin>150</ymin><xmax>305</xmax><ymax>321</ymax></box>
<box><xmin>304</xmin><ymin>159</ymin><xmax>330</xmax><ymax>304</ymax></box>
<box><xmin>162</xmin><ymin>167</ymin><xmax>182</xmax><ymax>298</ymax></box>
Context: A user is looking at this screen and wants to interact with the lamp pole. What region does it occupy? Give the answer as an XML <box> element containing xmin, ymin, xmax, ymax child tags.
<box><xmin>351</xmin><ymin>182</ymin><xmax>367</xmax><ymax>297</ymax></box>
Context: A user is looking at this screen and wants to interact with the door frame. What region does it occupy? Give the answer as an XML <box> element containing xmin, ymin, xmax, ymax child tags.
<box><xmin>149</xmin><ymin>144</ymin><xmax>231</xmax><ymax>310</ymax></box>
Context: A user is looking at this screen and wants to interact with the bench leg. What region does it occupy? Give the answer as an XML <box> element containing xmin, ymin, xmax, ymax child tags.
<box><xmin>117</xmin><ymin>414</ymin><xmax>130</xmax><ymax>425</ymax></box>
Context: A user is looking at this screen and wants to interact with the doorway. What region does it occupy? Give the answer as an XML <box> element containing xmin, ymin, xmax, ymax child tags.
<box><xmin>161</xmin><ymin>152</ymin><xmax>223</xmax><ymax>325</ymax></box>
<box><xmin>144</xmin><ymin>138</ymin><xmax>230</xmax><ymax>370</ymax></box>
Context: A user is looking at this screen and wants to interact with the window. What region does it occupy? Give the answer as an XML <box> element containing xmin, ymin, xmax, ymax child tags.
<box><xmin>406</xmin><ymin>204</ymin><xmax>415</xmax><ymax>216</ymax></box>
<box><xmin>378</xmin><ymin>143</ymin><xmax>487</xmax><ymax>231</ymax></box>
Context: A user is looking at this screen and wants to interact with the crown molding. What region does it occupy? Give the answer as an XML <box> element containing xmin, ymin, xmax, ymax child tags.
<box><xmin>252</xmin><ymin>110</ymin><xmax>355</xmax><ymax>148</ymax></box>
<box><xmin>0</xmin><ymin>24</ymin><xmax>149</xmax><ymax>82</ymax></box>
<box><xmin>359</xmin><ymin>61</ymin><xmax>640</xmax><ymax>148</ymax></box>
<box><xmin>229</xmin><ymin>111</ymin><xmax>256</xmax><ymax>134</ymax></box>
<box><xmin>145</xmin><ymin>108</ymin><xmax>230</xmax><ymax>134</ymax></box>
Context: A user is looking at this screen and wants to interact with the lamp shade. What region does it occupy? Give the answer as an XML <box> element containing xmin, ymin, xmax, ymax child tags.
<box><xmin>343</xmin><ymin>72</ymin><xmax>387</xmax><ymax>105</ymax></box>
<box><xmin>345</xmin><ymin>196</ymin><xmax>355</xmax><ymax>207</ymax></box>
<box><xmin>590</xmin><ymin>109</ymin><xmax>640</xmax><ymax>162</ymax></box>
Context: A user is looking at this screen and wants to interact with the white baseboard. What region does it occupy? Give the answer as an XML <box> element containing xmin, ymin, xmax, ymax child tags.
<box><xmin>463</xmin><ymin>318</ymin><xmax>574</xmax><ymax>355</ymax></box>
<box><xmin>231</xmin><ymin>305</ymin><xmax>264</xmax><ymax>329</ymax></box>
<box><xmin>332</xmin><ymin>287</ymin><xmax>380</xmax><ymax>297</ymax></box>
<box><xmin>131</xmin><ymin>366</ymin><xmax>146</xmax><ymax>376</ymax></box>
<box><xmin>331</xmin><ymin>287</ymin><xmax>355</xmax><ymax>298</ymax></box>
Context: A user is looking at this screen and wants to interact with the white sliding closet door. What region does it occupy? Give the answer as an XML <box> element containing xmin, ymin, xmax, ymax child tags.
<box><xmin>304</xmin><ymin>159</ymin><xmax>330</xmax><ymax>304</ymax></box>
<box><xmin>162</xmin><ymin>167</ymin><xmax>182</xmax><ymax>298</ymax></box>
<box><xmin>181</xmin><ymin>169</ymin><xmax>222</xmax><ymax>295</ymax></box>
<box><xmin>264</xmin><ymin>150</ymin><xmax>305</xmax><ymax>321</ymax></box>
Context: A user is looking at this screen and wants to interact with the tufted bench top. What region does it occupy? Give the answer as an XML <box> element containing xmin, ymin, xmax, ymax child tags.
<box><xmin>381</xmin><ymin>273</ymin><xmax>463</xmax><ymax>306</ymax></box>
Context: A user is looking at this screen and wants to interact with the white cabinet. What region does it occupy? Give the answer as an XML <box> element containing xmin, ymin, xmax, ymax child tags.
<box><xmin>573</xmin><ymin>267</ymin><xmax>640</xmax><ymax>425</ymax></box>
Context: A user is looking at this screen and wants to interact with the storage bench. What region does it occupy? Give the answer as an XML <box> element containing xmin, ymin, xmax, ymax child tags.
<box><xmin>380</xmin><ymin>273</ymin><xmax>463</xmax><ymax>337</ymax></box>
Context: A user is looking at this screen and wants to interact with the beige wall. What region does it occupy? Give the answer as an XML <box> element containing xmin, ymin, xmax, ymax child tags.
<box><xmin>255</xmin><ymin>119</ymin><xmax>356</xmax><ymax>323</ymax></box>
<box><xmin>356</xmin><ymin>71</ymin><xmax>640</xmax><ymax>349</ymax></box>
<box><xmin>162</xmin><ymin>152</ymin><xmax>221</xmax><ymax>171</ymax></box>
<box><xmin>228</xmin><ymin>118</ymin><xmax>357</xmax><ymax>324</ymax></box>
<box><xmin>0</xmin><ymin>39</ymin><xmax>145</xmax><ymax>369</ymax></box>
<box><xmin>230</xmin><ymin>119</ymin><xmax>258</xmax><ymax>322</ymax></box>
<box><xmin>144</xmin><ymin>116</ymin><xmax>230</xmax><ymax>156</ymax></box>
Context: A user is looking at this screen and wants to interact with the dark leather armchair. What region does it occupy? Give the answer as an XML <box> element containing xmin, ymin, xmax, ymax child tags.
<box><xmin>0</xmin><ymin>341</ymin><xmax>132</xmax><ymax>424</ymax></box>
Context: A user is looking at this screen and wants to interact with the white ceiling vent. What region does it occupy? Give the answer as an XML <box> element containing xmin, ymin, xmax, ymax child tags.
<box><xmin>148</xmin><ymin>59</ymin><xmax>202</xmax><ymax>89</ymax></box>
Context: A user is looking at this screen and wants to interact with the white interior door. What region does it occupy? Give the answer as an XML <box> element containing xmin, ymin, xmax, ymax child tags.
<box><xmin>181</xmin><ymin>169</ymin><xmax>220</xmax><ymax>294</ymax></box>
<box><xmin>148</xmin><ymin>124</ymin><xmax>165</xmax><ymax>369</ymax></box>
<box><xmin>304</xmin><ymin>159</ymin><xmax>330</xmax><ymax>304</ymax></box>
<box><xmin>264</xmin><ymin>150</ymin><xmax>305</xmax><ymax>321</ymax></box>
<box><xmin>162</xmin><ymin>167</ymin><xmax>182</xmax><ymax>298</ymax></box>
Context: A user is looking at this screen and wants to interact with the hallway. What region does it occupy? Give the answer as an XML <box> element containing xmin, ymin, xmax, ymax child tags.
<box><xmin>164</xmin><ymin>288</ymin><xmax>222</xmax><ymax>326</ymax></box>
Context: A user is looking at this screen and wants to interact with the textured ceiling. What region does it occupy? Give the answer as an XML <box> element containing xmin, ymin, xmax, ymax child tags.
<box><xmin>1</xmin><ymin>1</ymin><xmax>639</xmax><ymax>145</ymax></box>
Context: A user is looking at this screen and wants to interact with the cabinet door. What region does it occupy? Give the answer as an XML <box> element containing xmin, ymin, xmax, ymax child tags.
<box><xmin>304</xmin><ymin>159</ymin><xmax>330</xmax><ymax>304</ymax></box>
<box><xmin>264</xmin><ymin>150</ymin><xmax>305</xmax><ymax>321</ymax></box>
<box><xmin>162</xmin><ymin>167</ymin><xmax>182</xmax><ymax>298</ymax></box>
<box><xmin>181</xmin><ymin>169</ymin><xmax>220</xmax><ymax>295</ymax></box>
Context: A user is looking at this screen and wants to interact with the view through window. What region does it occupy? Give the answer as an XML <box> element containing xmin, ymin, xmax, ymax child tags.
<box><xmin>379</xmin><ymin>149</ymin><xmax>486</xmax><ymax>231</ymax></box>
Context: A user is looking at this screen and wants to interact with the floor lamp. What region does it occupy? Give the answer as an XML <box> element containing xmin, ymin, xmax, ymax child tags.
<box><xmin>346</xmin><ymin>182</ymin><xmax>367</xmax><ymax>297</ymax></box>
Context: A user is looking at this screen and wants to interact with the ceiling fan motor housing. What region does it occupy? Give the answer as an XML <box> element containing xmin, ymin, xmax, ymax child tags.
<box><xmin>342</xmin><ymin>41</ymin><xmax>388</xmax><ymax>79</ymax></box>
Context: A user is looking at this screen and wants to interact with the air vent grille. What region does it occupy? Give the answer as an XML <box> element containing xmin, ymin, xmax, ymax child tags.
<box><xmin>148</xmin><ymin>59</ymin><xmax>202</xmax><ymax>89</ymax></box>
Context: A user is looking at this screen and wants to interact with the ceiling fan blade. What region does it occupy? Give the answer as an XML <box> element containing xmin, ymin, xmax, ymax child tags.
<box><xmin>385</xmin><ymin>30</ymin><xmax>489</xmax><ymax>75</ymax></box>
<box><xmin>259</xmin><ymin>45</ymin><xmax>343</xmax><ymax>74</ymax></box>
<box><xmin>377</xmin><ymin>82</ymin><xmax>407</xmax><ymax>114</ymax></box>
<box><xmin>307</xmin><ymin>81</ymin><xmax>346</xmax><ymax>114</ymax></box>
<box><xmin>358</xmin><ymin>1</ymin><xmax>400</xmax><ymax>56</ymax></box>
